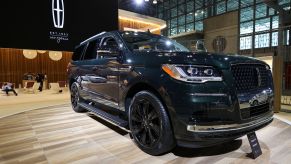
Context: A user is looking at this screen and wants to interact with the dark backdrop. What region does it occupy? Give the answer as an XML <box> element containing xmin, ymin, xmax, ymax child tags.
<box><xmin>0</xmin><ymin>0</ymin><xmax>118</xmax><ymax>51</ymax></box>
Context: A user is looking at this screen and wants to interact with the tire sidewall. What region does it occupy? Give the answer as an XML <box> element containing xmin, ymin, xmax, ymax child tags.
<box><xmin>70</xmin><ymin>82</ymin><xmax>86</xmax><ymax>113</ymax></box>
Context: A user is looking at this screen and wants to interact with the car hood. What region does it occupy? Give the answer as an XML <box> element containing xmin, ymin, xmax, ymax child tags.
<box><xmin>133</xmin><ymin>51</ymin><xmax>267</xmax><ymax>69</ymax></box>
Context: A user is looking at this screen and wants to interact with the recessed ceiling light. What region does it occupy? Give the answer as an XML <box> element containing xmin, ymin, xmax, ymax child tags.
<box><xmin>135</xmin><ymin>0</ymin><xmax>143</xmax><ymax>5</ymax></box>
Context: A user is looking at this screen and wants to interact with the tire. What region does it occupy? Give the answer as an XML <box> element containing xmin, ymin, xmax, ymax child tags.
<box><xmin>70</xmin><ymin>82</ymin><xmax>86</xmax><ymax>113</ymax></box>
<box><xmin>128</xmin><ymin>91</ymin><xmax>176</xmax><ymax>155</ymax></box>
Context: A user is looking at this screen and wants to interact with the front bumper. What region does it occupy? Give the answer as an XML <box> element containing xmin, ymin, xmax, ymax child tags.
<box><xmin>176</xmin><ymin>113</ymin><xmax>273</xmax><ymax>148</ymax></box>
<box><xmin>159</xmin><ymin>69</ymin><xmax>274</xmax><ymax>147</ymax></box>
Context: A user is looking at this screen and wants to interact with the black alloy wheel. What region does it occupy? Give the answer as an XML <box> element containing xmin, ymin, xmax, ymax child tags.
<box><xmin>129</xmin><ymin>91</ymin><xmax>175</xmax><ymax>155</ymax></box>
<box><xmin>131</xmin><ymin>99</ymin><xmax>161</xmax><ymax>148</ymax></box>
<box><xmin>70</xmin><ymin>82</ymin><xmax>86</xmax><ymax>113</ymax></box>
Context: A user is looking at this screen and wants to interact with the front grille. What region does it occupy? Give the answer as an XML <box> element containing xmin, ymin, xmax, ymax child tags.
<box><xmin>231</xmin><ymin>64</ymin><xmax>268</xmax><ymax>93</ymax></box>
<box><xmin>240</xmin><ymin>103</ymin><xmax>270</xmax><ymax>119</ymax></box>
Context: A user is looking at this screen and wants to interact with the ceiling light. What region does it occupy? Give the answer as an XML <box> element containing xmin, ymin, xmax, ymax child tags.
<box><xmin>145</xmin><ymin>0</ymin><xmax>149</xmax><ymax>2</ymax></box>
<box><xmin>37</xmin><ymin>50</ymin><xmax>46</xmax><ymax>54</ymax></box>
<box><xmin>49</xmin><ymin>51</ymin><xmax>62</xmax><ymax>61</ymax></box>
<box><xmin>23</xmin><ymin>50</ymin><xmax>37</xmax><ymax>59</ymax></box>
<box><xmin>135</xmin><ymin>0</ymin><xmax>143</xmax><ymax>5</ymax></box>
<box><xmin>153</xmin><ymin>0</ymin><xmax>157</xmax><ymax>4</ymax></box>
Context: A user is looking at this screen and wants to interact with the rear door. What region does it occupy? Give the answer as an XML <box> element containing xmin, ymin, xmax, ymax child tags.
<box><xmin>69</xmin><ymin>44</ymin><xmax>87</xmax><ymax>97</ymax></box>
<box><xmin>78</xmin><ymin>38</ymin><xmax>101</xmax><ymax>100</ymax></box>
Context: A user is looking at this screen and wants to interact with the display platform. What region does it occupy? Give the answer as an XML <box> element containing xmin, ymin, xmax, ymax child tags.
<box><xmin>0</xmin><ymin>104</ymin><xmax>290</xmax><ymax>163</ymax></box>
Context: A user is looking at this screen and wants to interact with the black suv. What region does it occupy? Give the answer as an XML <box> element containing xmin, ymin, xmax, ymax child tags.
<box><xmin>68</xmin><ymin>31</ymin><xmax>274</xmax><ymax>155</ymax></box>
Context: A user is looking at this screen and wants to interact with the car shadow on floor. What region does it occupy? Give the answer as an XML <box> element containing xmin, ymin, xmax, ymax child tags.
<box><xmin>171</xmin><ymin>139</ymin><xmax>242</xmax><ymax>157</ymax></box>
<box><xmin>87</xmin><ymin>112</ymin><xmax>243</xmax><ymax>158</ymax></box>
<box><xmin>87</xmin><ymin>113</ymin><xmax>129</xmax><ymax>136</ymax></box>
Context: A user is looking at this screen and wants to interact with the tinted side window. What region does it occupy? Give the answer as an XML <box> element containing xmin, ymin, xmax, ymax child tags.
<box><xmin>72</xmin><ymin>45</ymin><xmax>85</xmax><ymax>61</ymax></box>
<box><xmin>83</xmin><ymin>38</ymin><xmax>101</xmax><ymax>60</ymax></box>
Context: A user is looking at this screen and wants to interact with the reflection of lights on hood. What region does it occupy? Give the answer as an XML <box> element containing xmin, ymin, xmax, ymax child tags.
<box><xmin>166</xmin><ymin>40</ymin><xmax>172</xmax><ymax>46</ymax></box>
<box><xmin>126</xmin><ymin>59</ymin><xmax>132</xmax><ymax>63</ymax></box>
<box><xmin>119</xmin><ymin>44</ymin><xmax>123</xmax><ymax>48</ymax></box>
<box><xmin>134</xmin><ymin>33</ymin><xmax>138</xmax><ymax>36</ymax></box>
<box><xmin>224</xmin><ymin>57</ymin><xmax>229</xmax><ymax>60</ymax></box>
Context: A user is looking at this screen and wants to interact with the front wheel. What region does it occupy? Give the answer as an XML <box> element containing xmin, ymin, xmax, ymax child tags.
<box><xmin>70</xmin><ymin>82</ymin><xmax>86</xmax><ymax>113</ymax></box>
<box><xmin>128</xmin><ymin>91</ymin><xmax>176</xmax><ymax>155</ymax></box>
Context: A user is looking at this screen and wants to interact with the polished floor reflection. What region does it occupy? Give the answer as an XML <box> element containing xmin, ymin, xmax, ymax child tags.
<box><xmin>0</xmin><ymin>104</ymin><xmax>290</xmax><ymax>163</ymax></box>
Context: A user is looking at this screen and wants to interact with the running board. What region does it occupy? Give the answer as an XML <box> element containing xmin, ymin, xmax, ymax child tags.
<box><xmin>79</xmin><ymin>102</ymin><xmax>129</xmax><ymax>132</ymax></box>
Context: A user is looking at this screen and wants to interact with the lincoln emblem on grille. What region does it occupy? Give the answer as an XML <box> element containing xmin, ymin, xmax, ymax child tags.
<box><xmin>256</xmin><ymin>67</ymin><xmax>262</xmax><ymax>87</ymax></box>
<box><xmin>52</xmin><ymin>0</ymin><xmax>64</xmax><ymax>28</ymax></box>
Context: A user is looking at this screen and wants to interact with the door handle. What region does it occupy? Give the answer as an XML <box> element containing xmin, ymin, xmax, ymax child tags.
<box><xmin>88</xmin><ymin>76</ymin><xmax>107</xmax><ymax>83</ymax></box>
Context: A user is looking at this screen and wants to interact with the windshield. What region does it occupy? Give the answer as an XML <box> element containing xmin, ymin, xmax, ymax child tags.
<box><xmin>121</xmin><ymin>32</ymin><xmax>190</xmax><ymax>52</ymax></box>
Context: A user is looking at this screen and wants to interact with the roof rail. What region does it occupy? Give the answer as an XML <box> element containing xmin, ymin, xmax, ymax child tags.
<box><xmin>80</xmin><ymin>31</ymin><xmax>107</xmax><ymax>45</ymax></box>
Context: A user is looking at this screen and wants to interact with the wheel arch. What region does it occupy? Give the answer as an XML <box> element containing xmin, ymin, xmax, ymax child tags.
<box><xmin>123</xmin><ymin>82</ymin><xmax>171</xmax><ymax>120</ymax></box>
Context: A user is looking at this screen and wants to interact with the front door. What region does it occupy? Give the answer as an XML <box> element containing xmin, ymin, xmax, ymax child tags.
<box><xmin>89</xmin><ymin>35</ymin><xmax>122</xmax><ymax>109</ymax></box>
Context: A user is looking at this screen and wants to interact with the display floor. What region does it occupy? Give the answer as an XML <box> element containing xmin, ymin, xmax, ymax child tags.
<box><xmin>0</xmin><ymin>104</ymin><xmax>290</xmax><ymax>163</ymax></box>
<box><xmin>0</xmin><ymin>90</ymin><xmax>70</xmax><ymax>118</ymax></box>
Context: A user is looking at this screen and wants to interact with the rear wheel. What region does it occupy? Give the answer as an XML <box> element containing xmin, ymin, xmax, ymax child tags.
<box><xmin>70</xmin><ymin>82</ymin><xmax>86</xmax><ymax>113</ymax></box>
<box><xmin>128</xmin><ymin>91</ymin><xmax>175</xmax><ymax>155</ymax></box>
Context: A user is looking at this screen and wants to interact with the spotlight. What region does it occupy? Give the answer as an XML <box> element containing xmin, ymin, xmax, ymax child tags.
<box><xmin>153</xmin><ymin>0</ymin><xmax>157</xmax><ymax>4</ymax></box>
<box><xmin>135</xmin><ymin>0</ymin><xmax>143</xmax><ymax>5</ymax></box>
<box><xmin>145</xmin><ymin>0</ymin><xmax>149</xmax><ymax>2</ymax></box>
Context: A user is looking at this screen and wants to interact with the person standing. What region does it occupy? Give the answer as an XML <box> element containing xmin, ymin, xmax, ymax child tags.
<box><xmin>36</xmin><ymin>73</ymin><xmax>44</xmax><ymax>92</ymax></box>
<box><xmin>2</xmin><ymin>82</ymin><xmax>18</xmax><ymax>96</ymax></box>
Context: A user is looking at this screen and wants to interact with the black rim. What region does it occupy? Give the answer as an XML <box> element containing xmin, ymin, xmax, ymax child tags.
<box><xmin>130</xmin><ymin>98</ymin><xmax>161</xmax><ymax>148</ymax></box>
<box><xmin>71</xmin><ymin>85</ymin><xmax>79</xmax><ymax>108</ymax></box>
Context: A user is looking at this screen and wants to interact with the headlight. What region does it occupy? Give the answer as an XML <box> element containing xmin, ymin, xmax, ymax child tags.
<box><xmin>162</xmin><ymin>64</ymin><xmax>222</xmax><ymax>83</ymax></box>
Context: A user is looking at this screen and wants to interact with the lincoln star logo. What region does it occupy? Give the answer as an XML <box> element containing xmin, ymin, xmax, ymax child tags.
<box><xmin>52</xmin><ymin>0</ymin><xmax>64</xmax><ymax>28</ymax></box>
<box><xmin>256</xmin><ymin>67</ymin><xmax>262</xmax><ymax>87</ymax></box>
